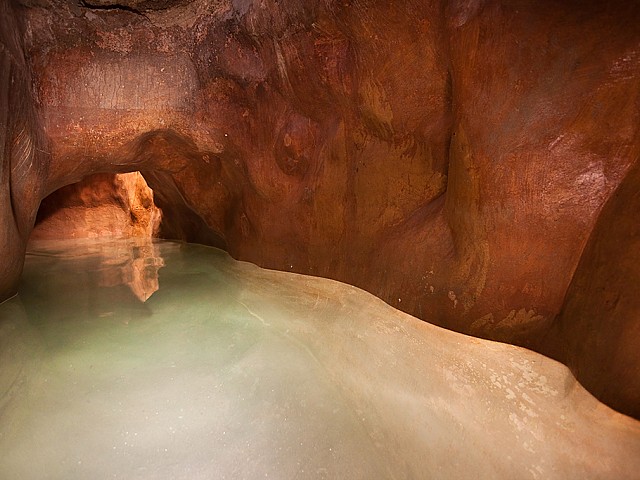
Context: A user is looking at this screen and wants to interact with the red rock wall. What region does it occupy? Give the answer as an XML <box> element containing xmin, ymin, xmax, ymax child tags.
<box><xmin>545</xmin><ymin>161</ymin><xmax>640</xmax><ymax>419</ymax></box>
<box><xmin>443</xmin><ymin>0</ymin><xmax>640</xmax><ymax>341</ymax></box>
<box><xmin>0</xmin><ymin>0</ymin><xmax>48</xmax><ymax>299</ymax></box>
<box><xmin>0</xmin><ymin>0</ymin><xmax>638</xmax><ymax>417</ymax></box>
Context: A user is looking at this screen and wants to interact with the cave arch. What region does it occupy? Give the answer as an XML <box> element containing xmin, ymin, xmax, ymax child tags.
<box><xmin>33</xmin><ymin>166</ymin><xmax>227</xmax><ymax>249</ymax></box>
<box><xmin>32</xmin><ymin>171</ymin><xmax>162</xmax><ymax>241</ymax></box>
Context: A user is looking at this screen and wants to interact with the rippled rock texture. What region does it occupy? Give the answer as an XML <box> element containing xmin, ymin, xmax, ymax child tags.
<box><xmin>1</xmin><ymin>0</ymin><xmax>639</xmax><ymax>417</ymax></box>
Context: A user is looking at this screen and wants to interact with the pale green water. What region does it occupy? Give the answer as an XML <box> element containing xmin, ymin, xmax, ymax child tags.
<box><xmin>1</xmin><ymin>238</ymin><xmax>639</xmax><ymax>479</ymax></box>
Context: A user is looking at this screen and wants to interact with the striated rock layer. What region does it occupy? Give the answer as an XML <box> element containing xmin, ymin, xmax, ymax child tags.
<box><xmin>0</xmin><ymin>0</ymin><xmax>639</xmax><ymax>417</ymax></box>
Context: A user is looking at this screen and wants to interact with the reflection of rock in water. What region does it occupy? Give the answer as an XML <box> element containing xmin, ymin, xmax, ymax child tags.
<box><xmin>127</xmin><ymin>244</ymin><xmax>165</xmax><ymax>302</ymax></box>
<box><xmin>0</xmin><ymin>298</ymin><xmax>44</xmax><ymax>414</ymax></box>
<box><xmin>28</xmin><ymin>171</ymin><xmax>164</xmax><ymax>303</ymax></box>
<box><xmin>97</xmin><ymin>239</ymin><xmax>165</xmax><ymax>302</ymax></box>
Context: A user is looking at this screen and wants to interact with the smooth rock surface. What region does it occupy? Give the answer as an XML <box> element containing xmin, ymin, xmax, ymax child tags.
<box><xmin>544</xmin><ymin>161</ymin><xmax>640</xmax><ymax>419</ymax></box>
<box><xmin>1</xmin><ymin>238</ymin><xmax>639</xmax><ymax>479</ymax></box>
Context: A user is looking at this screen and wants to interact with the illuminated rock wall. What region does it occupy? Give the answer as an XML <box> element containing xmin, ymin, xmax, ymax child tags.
<box><xmin>31</xmin><ymin>172</ymin><xmax>162</xmax><ymax>240</ymax></box>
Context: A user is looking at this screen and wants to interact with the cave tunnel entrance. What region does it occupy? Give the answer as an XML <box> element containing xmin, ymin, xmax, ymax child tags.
<box><xmin>31</xmin><ymin>172</ymin><xmax>161</xmax><ymax>242</ymax></box>
<box><xmin>27</xmin><ymin>169</ymin><xmax>229</xmax><ymax>303</ymax></box>
<box><xmin>30</xmin><ymin>170</ymin><xmax>227</xmax><ymax>251</ymax></box>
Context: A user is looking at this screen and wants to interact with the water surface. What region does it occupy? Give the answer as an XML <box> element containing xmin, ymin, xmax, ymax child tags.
<box><xmin>1</xmin><ymin>238</ymin><xmax>639</xmax><ymax>479</ymax></box>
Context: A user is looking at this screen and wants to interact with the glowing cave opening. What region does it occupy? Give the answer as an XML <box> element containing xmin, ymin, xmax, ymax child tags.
<box><xmin>31</xmin><ymin>172</ymin><xmax>162</xmax><ymax>241</ymax></box>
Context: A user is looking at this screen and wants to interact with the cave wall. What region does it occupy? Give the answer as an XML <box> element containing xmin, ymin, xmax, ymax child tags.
<box><xmin>545</xmin><ymin>161</ymin><xmax>640</xmax><ymax>419</ymax></box>
<box><xmin>0</xmin><ymin>0</ymin><xmax>48</xmax><ymax>299</ymax></box>
<box><xmin>1</xmin><ymin>0</ymin><xmax>639</xmax><ymax>417</ymax></box>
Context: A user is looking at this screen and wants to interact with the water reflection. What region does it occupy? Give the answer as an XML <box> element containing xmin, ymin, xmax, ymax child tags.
<box><xmin>98</xmin><ymin>239</ymin><xmax>165</xmax><ymax>302</ymax></box>
<box><xmin>0</xmin><ymin>296</ymin><xmax>44</xmax><ymax>413</ymax></box>
<box><xmin>3</xmin><ymin>238</ymin><xmax>640</xmax><ymax>480</ymax></box>
<box><xmin>27</xmin><ymin>237</ymin><xmax>165</xmax><ymax>303</ymax></box>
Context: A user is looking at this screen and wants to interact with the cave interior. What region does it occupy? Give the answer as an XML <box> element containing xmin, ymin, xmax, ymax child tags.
<box><xmin>1</xmin><ymin>0</ymin><xmax>640</xmax><ymax>471</ymax></box>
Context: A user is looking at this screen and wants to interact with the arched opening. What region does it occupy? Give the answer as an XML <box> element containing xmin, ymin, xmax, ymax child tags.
<box><xmin>30</xmin><ymin>167</ymin><xmax>228</xmax><ymax>250</ymax></box>
<box><xmin>27</xmin><ymin>168</ymin><xmax>230</xmax><ymax>302</ymax></box>
<box><xmin>31</xmin><ymin>172</ymin><xmax>161</xmax><ymax>241</ymax></box>
<box><xmin>28</xmin><ymin>172</ymin><xmax>165</xmax><ymax>302</ymax></box>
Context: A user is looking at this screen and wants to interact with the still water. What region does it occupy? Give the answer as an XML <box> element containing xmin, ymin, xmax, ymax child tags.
<box><xmin>1</xmin><ymin>238</ymin><xmax>639</xmax><ymax>479</ymax></box>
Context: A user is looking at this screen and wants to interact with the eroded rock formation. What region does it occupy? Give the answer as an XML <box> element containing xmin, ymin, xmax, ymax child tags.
<box><xmin>1</xmin><ymin>0</ymin><xmax>639</xmax><ymax>417</ymax></box>
<box><xmin>32</xmin><ymin>171</ymin><xmax>161</xmax><ymax>239</ymax></box>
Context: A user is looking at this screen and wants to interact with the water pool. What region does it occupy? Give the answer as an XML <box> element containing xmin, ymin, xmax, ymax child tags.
<box><xmin>1</xmin><ymin>238</ymin><xmax>639</xmax><ymax>479</ymax></box>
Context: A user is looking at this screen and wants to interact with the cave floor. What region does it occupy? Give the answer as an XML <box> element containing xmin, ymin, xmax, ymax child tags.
<box><xmin>0</xmin><ymin>239</ymin><xmax>639</xmax><ymax>479</ymax></box>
